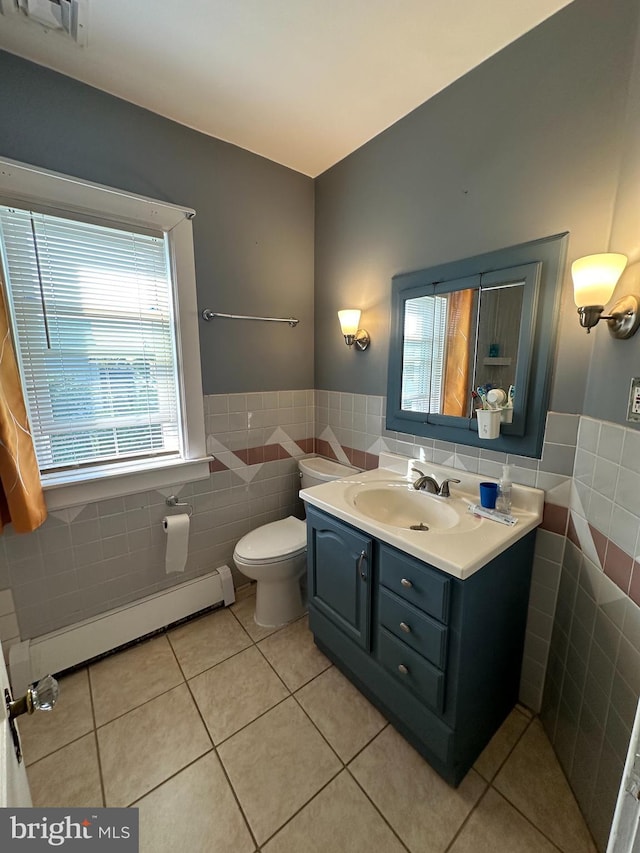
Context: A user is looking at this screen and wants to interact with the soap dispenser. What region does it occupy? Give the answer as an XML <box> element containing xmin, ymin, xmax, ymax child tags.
<box><xmin>496</xmin><ymin>464</ymin><xmax>512</xmax><ymax>514</ymax></box>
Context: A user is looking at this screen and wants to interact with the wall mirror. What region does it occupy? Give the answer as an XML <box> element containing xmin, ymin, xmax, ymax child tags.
<box><xmin>387</xmin><ymin>233</ymin><xmax>568</xmax><ymax>457</ymax></box>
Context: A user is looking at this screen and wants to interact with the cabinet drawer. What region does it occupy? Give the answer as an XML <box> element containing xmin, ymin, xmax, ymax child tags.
<box><xmin>379</xmin><ymin>545</ymin><xmax>450</xmax><ymax>624</ymax></box>
<box><xmin>378</xmin><ymin>627</ymin><xmax>445</xmax><ymax>713</ymax></box>
<box><xmin>378</xmin><ymin>588</ymin><xmax>448</xmax><ymax>670</ymax></box>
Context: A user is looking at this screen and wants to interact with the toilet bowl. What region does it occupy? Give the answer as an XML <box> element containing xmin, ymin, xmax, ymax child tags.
<box><xmin>233</xmin><ymin>456</ymin><xmax>358</xmax><ymax>628</ymax></box>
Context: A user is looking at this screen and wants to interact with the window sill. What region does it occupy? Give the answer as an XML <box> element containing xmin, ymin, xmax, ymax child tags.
<box><xmin>42</xmin><ymin>456</ymin><xmax>212</xmax><ymax>510</ymax></box>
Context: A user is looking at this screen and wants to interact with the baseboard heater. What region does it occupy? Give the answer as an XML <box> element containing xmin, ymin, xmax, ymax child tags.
<box><xmin>9</xmin><ymin>565</ymin><xmax>235</xmax><ymax>695</ymax></box>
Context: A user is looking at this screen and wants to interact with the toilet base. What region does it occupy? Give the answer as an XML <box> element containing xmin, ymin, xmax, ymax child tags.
<box><xmin>254</xmin><ymin>576</ymin><xmax>305</xmax><ymax>628</ymax></box>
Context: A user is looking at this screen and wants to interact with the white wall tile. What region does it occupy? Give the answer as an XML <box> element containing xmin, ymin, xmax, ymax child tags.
<box><xmin>577</xmin><ymin>417</ymin><xmax>600</xmax><ymax>453</ymax></box>
<box><xmin>615</xmin><ymin>468</ymin><xmax>640</xmax><ymax>516</ymax></box>
<box><xmin>597</xmin><ymin>423</ymin><xmax>625</xmax><ymax>465</ymax></box>
<box><xmin>609</xmin><ymin>505</ymin><xmax>640</xmax><ymax>558</ymax></box>
<box><xmin>0</xmin><ymin>612</ymin><xmax>18</xmax><ymax>641</ymax></box>
<box><xmin>0</xmin><ymin>588</ymin><xmax>15</xmax><ymax>617</ymax></box>
<box><xmin>592</xmin><ymin>457</ymin><xmax>619</xmax><ymax>500</ymax></box>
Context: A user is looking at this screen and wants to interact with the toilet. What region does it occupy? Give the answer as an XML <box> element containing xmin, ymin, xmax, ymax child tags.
<box><xmin>233</xmin><ymin>456</ymin><xmax>358</xmax><ymax>627</ymax></box>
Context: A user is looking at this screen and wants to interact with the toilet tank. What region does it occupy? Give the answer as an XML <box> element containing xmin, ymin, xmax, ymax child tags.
<box><xmin>298</xmin><ymin>456</ymin><xmax>359</xmax><ymax>489</ymax></box>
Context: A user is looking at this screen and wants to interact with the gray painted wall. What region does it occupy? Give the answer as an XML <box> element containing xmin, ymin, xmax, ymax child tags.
<box><xmin>0</xmin><ymin>50</ymin><xmax>315</xmax><ymax>394</ymax></box>
<box><xmin>314</xmin><ymin>0</ymin><xmax>638</xmax><ymax>419</ymax></box>
<box><xmin>583</xmin><ymin>13</ymin><xmax>640</xmax><ymax>427</ymax></box>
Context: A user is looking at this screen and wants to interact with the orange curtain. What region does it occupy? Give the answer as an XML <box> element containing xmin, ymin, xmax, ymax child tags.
<box><xmin>0</xmin><ymin>277</ymin><xmax>47</xmax><ymax>533</ymax></box>
<box><xmin>442</xmin><ymin>289</ymin><xmax>474</xmax><ymax>417</ymax></box>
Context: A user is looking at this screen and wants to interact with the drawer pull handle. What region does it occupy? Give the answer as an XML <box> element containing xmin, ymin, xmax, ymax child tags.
<box><xmin>400</xmin><ymin>578</ymin><xmax>413</xmax><ymax>588</ymax></box>
<box><xmin>399</xmin><ymin>622</ymin><xmax>411</xmax><ymax>634</ymax></box>
<box><xmin>357</xmin><ymin>550</ymin><xmax>368</xmax><ymax>581</ymax></box>
<box><xmin>398</xmin><ymin>664</ymin><xmax>409</xmax><ymax>675</ymax></box>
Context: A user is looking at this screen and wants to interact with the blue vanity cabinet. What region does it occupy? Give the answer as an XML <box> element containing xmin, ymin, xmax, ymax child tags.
<box><xmin>305</xmin><ymin>506</ymin><xmax>535</xmax><ymax>786</ymax></box>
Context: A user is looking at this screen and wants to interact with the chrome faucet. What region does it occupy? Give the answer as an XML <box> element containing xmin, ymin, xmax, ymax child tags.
<box><xmin>411</xmin><ymin>468</ymin><xmax>439</xmax><ymax>493</ymax></box>
<box><xmin>411</xmin><ymin>468</ymin><xmax>461</xmax><ymax>498</ymax></box>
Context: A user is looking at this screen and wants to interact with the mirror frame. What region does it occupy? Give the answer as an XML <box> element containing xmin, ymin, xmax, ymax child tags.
<box><xmin>386</xmin><ymin>233</ymin><xmax>568</xmax><ymax>458</ymax></box>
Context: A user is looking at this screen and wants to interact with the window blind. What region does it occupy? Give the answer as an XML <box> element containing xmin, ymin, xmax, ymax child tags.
<box><xmin>401</xmin><ymin>295</ymin><xmax>447</xmax><ymax>413</ymax></box>
<box><xmin>0</xmin><ymin>205</ymin><xmax>181</xmax><ymax>473</ymax></box>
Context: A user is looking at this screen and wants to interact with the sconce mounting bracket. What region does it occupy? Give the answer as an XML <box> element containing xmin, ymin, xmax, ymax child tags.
<box><xmin>353</xmin><ymin>329</ymin><xmax>370</xmax><ymax>351</ymax></box>
<box><xmin>607</xmin><ymin>295</ymin><xmax>640</xmax><ymax>339</ymax></box>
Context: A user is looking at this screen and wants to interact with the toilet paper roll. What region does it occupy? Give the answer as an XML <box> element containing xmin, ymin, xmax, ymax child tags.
<box><xmin>163</xmin><ymin>514</ymin><xmax>190</xmax><ymax>574</ymax></box>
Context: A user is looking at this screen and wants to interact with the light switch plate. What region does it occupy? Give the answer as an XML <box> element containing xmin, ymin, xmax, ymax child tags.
<box><xmin>626</xmin><ymin>377</ymin><xmax>640</xmax><ymax>422</ymax></box>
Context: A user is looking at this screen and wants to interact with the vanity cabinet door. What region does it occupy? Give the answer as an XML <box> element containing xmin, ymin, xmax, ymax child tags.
<box><xmin>306</xmin><ymin>508</ymin><xmax>372</xmax><ymax>650</ymax></box>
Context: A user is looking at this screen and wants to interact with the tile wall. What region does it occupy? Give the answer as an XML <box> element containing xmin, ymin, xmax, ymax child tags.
<box><xmin>0</xmin><ymin>391</ymin><xmax>315</xmax><ymax>643</ymax></box>
<box><xmin>541</xmin><ymin>417</ymin><xmax>640</xmax><ymax>851</ymax></box>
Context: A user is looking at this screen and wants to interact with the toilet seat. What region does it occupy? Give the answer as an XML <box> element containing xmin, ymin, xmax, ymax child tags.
<box><xmin>233</xmin><ymin>516</ymin><xmax>306</xmax><ymax>565</ymax></box>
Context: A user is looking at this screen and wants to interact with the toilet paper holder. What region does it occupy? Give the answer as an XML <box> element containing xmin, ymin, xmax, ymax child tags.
<box><xmin>165</xmin><ymin>495</ymin><xmax>193</xmax><ymax>517</ymax></box>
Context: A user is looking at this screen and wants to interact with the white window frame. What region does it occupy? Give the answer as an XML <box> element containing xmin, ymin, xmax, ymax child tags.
<box><xmin>0</xmin><ymin>157</ymin><xmax>209</xmax><ymax>510</ymax></box>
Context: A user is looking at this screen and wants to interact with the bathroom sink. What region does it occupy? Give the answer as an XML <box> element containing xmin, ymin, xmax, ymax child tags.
<box><xmin>300</xmin><ymin>453</ymin><xmax>545</xmax><ymax>578</ymax></box>
<box><xmin>343</xmin><ymin>483</ymin><xmax>481</xmax><ymax>532</ymax></box>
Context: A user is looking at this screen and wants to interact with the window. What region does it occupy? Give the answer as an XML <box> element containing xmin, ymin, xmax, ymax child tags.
<box><xmin>0</xmin><ymin>157</ymin><xmax>207</xmax><ymax>508</ymax></box>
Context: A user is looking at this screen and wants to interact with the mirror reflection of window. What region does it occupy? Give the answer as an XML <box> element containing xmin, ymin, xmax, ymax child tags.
<box><xmin>401</xmin><ymin>295</ymin><xmax>447</xmax><ymax>413</ymax></box>
<box><xmin>400</xmin><ymin>290</ymin><xmax>480</xmax><ymax>417</ymax></box>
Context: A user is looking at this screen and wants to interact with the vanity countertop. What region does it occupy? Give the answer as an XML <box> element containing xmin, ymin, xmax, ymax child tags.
<box><xmin>300</xmin><ymin>452</ymin><xmax>544</xmax><ymax>580</ymax></box>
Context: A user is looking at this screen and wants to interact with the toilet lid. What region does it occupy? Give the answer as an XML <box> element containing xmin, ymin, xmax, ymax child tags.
<box><xmin>234</xmin><ymin>516</ymin><xmax>307</xmax><ymax>563</ymax></box>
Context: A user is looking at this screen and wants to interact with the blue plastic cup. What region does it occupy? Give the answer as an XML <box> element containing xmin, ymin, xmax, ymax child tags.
<box><xmin>479</xmin><ymin>482</ymin><xmax>498</xmax><ymax>509</ymax></box>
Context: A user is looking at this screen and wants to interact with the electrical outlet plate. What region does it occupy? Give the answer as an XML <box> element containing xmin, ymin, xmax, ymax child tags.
<box><xmin>627</xmin><ymin>377</ymin><xmax>640</xmax><ymax>422</ymax></box>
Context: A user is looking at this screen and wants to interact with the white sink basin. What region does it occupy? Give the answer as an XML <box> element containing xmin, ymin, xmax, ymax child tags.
<box><xmin>343</xmin><ymin>483</ymin><xmax>481</xmax><ymax>533</ymax></box>
<box><xmin>299</xmin><ymin>453</ymin><xmax>545</xmax><ymax>579</ymax></box>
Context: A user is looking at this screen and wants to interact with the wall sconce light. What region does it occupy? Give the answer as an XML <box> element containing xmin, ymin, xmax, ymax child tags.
<box><xmin>338</xmin><ymin>309</ymin><xmax>370</xmax><ymax>350</ymax></box>
<box><xmin>571</xmin><ymin>253</ymin><xmax>640</xmax><ymax>338</ymax></box>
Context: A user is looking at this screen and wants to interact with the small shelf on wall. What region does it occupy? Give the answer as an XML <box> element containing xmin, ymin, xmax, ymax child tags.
<box><xmin>483</xmin><ymin>357</ymin><xmax>512</xmax><ymax>366</ymax></box>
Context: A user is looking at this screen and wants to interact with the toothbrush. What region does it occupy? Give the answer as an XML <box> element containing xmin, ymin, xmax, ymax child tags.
<box><xmin>507</xmin><ymin>385</ymin><xmax>515</xmax><ymax>408</ymax></box>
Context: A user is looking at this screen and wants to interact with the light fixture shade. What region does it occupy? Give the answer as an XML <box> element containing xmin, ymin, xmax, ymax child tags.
<box><xmin>338</xmin><ymin>309</ymin><xmax>361</xmax><ymax>336</ymax></box>
<box><xmin>571</xmin><ymin>253</ymin><xmax>627</xmax><ymax>307</ymax></box>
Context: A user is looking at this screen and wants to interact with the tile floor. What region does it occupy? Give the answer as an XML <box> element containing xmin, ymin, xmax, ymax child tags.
<box><xmin>18</xmin><ymin>587</ymin><xmax>598</xmax><ymax>853</ymax></box>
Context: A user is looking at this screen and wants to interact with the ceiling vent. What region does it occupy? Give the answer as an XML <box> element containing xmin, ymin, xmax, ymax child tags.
<box><xmin>0</xmin><ymin>0</ymin><xmax>88</xmax><ymax>45</ymax></box>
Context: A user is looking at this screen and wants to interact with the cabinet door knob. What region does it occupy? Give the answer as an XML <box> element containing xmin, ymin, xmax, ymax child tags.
<box><xmin>357</xmin><ymin>550</ymin><xmax>367</xmax><ymax>581</ymax></box>
<box><xmin>398</xmin><ymin>664</ymin><xmax>409</xmax><ymax>675</ymax></box>
<box><xmin>400</xmin><ymin>578</ymin><xmax>413</xmax><ymax>588</ymax></box>
<box><xmin>399</xmin><ymin>621</ymin><xmax>411</xmax><ymax>633</ymax></box>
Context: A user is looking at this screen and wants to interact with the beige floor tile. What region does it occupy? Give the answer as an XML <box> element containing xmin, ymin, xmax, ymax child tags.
<box><xmin>494</xmin><ymin>719</ymin><xmax>597</xmax><ymax>853</ymax></box>
<box><xmin>19</xmin><ymin>669</ymin><xmax>94</xmax><ymax>765</ymax></box>
<box><xmin>258</xmin><ymin>617</ymin><xmax>330</xmax><ymax>691</ymax></box>
<box><xmin>473</xmin><ymin>707</ymin><xmax>530</xmax><ymax>781</ymax></box>
<box><xmin>263</xmin><ymin>770</ymin><xmax>405</xmax><ymax>853</ymax></box>
<box><xmin>295</xmin><ymin>666</ymin><xmax>386</xmax><ymax>761</ymax></box>
<box><xmin>218</xmin><ymin>696</ymin><xmax>341</xmax><ymax>844</ymax></box>
<box><xmin>448</xmin><ymin>788</ymin><xmax>559</xmax><ymax>853</ymax></box>
<box><xmin>98</xmin><ymin>683</ymin><xmax>212</xmax><ymax>806</ymax></box>
<box><xmin>189</xmin><ymin>645</ymin><xmax>289</xmax><ymax>744</ymax></box>
<box><xmin>28</xmin><ymin>733</ymin><xmax>103</xmax><ymax>807</ymax></box>
<box><xmin>350</xmin><ymin>726</ymin><xmax>486</xmax><ymax>853</ymax></box>
<box><xmin>134</xmin><ymin>752</ymin><xmax>254</xmax><ymax>853</ymax></box>
<box><xmin>231</xmin><ymin>592</ymin><xmax>281</xmax><ymax>642</ymax></box>
<box><xmin>168</xmin><ymin>607</ymin><xmax>252</xmax><ymax>678</ymax></box>
<box><xmin>90</xmin><ymin>634</ymin><xmax>184</xmax><ymax>726</ymax></box>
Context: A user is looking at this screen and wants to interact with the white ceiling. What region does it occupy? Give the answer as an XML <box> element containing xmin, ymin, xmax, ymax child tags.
<box><xmin>0</xmin><ymin>0</ymin><xmax>573</xmax><ymax>177</ymax></box>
